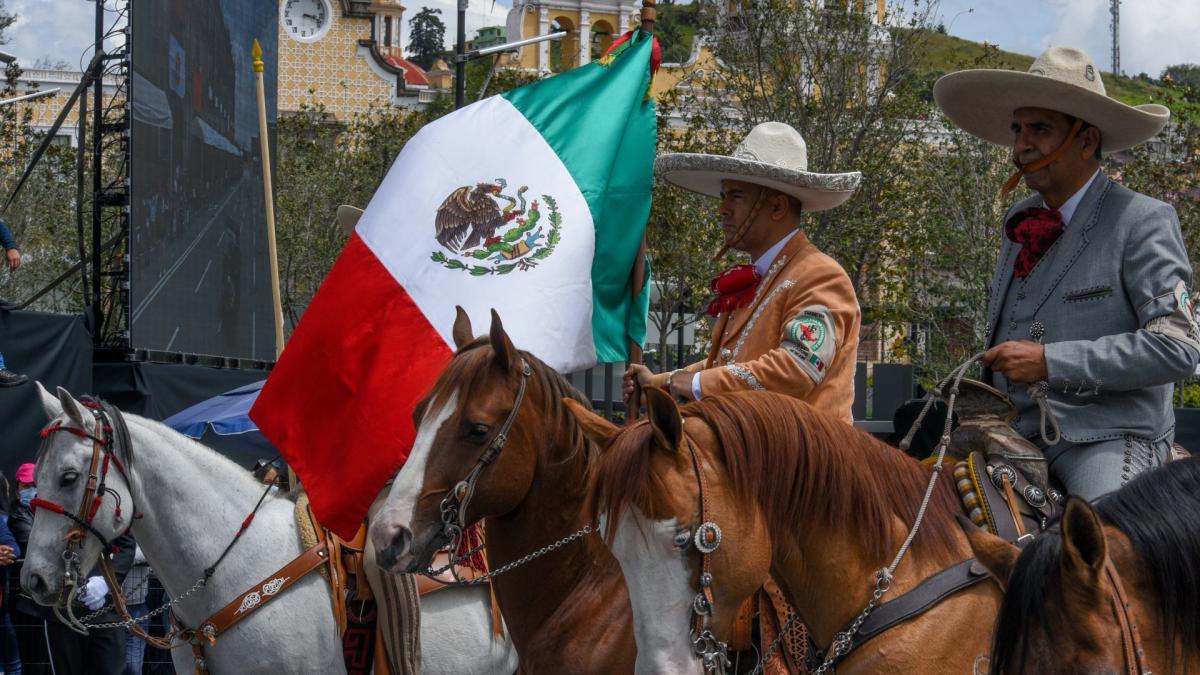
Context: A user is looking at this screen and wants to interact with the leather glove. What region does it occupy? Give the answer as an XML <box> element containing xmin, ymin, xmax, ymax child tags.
<box><xmin>78</xmin><ymin>575</ymin><xmax>108</xmax><ymax>611</ymax></box>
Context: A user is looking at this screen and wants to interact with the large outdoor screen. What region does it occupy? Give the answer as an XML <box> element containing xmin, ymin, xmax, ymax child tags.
<box><xmin>130</xmin><ymin>0</ymin><xmax>277</xmax><ymax>360</ymax></box>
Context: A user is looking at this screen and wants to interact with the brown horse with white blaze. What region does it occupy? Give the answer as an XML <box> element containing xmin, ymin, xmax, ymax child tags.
<box><xmin>369</xmin><ymin>309</ymin><xmax>636</xmax><ymax>673</ymax></box>
<box><xmin>568</xmin><ymin>387</ymin><xmax>1005</xmax><ymax>673</ymax></box>
<box><xmin>967</xmin><ymin>456</ymin><xmax>1200</xmax><ymax>675</ymax></box>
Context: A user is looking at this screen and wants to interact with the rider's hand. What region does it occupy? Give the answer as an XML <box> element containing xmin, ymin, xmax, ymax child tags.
<box><xmin>78</xmin><ymin>575</ymin><xmax>108</xmax><ymax>611</ymax></box>
<box><xmin>982</xmin><ymin>340</ymin><xmax>1048</xmax><ymax>384</ymax></box>
<box><xmin>0</xmin><ymin>545</ymin><xmax>13</xmax><ymax>565</ymax></box>
<box><xmin>623</xmin><ymin>364</ymin><xmax>654</xmax><ymax>400</ymax></box>
<box><xmin>4</xmin><ymin>249</ymin><xmax>19</xmax><ymax>272</ymax></box>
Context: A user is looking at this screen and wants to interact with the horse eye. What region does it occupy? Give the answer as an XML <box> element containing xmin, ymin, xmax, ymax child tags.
<box><xmin>468</xmin><ymin>423</ymin><xmax>490</xmax><ymax>439</ymax></box>
<box><xmin>59</xmin><ymin>472</ymin><xmax>78</xmax><ymax>488</ymax></box>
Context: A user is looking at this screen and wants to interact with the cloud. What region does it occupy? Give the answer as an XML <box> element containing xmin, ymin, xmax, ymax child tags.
<box><xmin>933</xmin><ymin>0</ymin><xmax>1197</xmax><ymax>77</ymax></box>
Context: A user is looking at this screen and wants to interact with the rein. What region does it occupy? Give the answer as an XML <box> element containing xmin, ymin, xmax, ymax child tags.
<box><xmin>682</xmin><ymin>435</ymin><xmax>733</xmax><ymax>673</ymax></box>
<box><xmin>1105</xmin><ymin>559</ymin><xmax>1151</xmax><ymax>675</ymax></box>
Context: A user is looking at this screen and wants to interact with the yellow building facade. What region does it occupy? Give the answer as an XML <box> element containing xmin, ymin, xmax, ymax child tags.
<box><xmin>277</xmin><ymin>0</ymin><xmax>438</xmax><ymax>118</ymax></box>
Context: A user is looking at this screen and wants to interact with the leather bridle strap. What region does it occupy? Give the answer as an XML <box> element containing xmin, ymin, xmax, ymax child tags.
<box><xmin>1105</xmin><ymin>559</ymin><xmax>1150</xmax><ymax>675</ymax></box>
<box><xmin>684</xmin><ymin>435</ymin><xmax>730</xmax><ymax>672</ymax></box>
<box><xmin>184</xmin><ymin>541</ymin><xmax>331</xmax><ymax>674</ymax></box>
<box><xmin>439</xmin><ymin>359</ymin><xmax>532</xmax><ymax>556</ymax></box>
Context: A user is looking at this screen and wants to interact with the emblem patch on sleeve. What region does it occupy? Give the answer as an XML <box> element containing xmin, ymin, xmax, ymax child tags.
<box><xmin>781</xmin><ymin>305</ymin><xmax>837</xmax><ymax>385</ymax></box>
<box><xmin>1146</xmin><ymin>280</ymin><xmax>1200</xmax><ymax>351</ymax></box>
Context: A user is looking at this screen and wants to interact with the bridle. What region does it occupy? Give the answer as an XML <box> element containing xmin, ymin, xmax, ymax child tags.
<box><xmin>1105</xmin><ymin>559</ymin><xmax>1151</xmax><ymax>675</ymax></box>
<box><xmin>681</xmin><ymin>433</ymin><xmax>733</xmax><ymax>673</ymax></box>
<box><xmin>31</xmin><ymin>398</ymin><xmax>141</xmax><ymax>637</ymax></box>
<box><xmin>436</xmin><ymin>359</ymin><xmax>532</xmax><ymax>580</ymax></box>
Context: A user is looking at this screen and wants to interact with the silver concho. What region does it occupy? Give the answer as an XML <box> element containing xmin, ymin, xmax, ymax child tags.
<box><xmin>1023</xmin><ymin>484</ymin><xmax>1047</xmax><ymax>508</ymax></box>
<box><xmin>990</xmin><ymin>464</ymin><xmax>1018</xmax><ymax>490</ymax></box>
<box><xmin>1030</xmin><ymin>321</ymin><xmax>1046</xmax><ymax>343</ymax></box>
<box><xmin>719</xmin><ymin>348</ymin><xmax>732</xmax><ymax>362</ymax></box>
<box><xmin>694</xmin><ymin>522</ymin><xmax>723</xmax><ymax>554</ymax></box>
<box><xmin>1047</xmin><ymin>488</ymin><xmax>1066</xmax><ymax>506</ymax></box>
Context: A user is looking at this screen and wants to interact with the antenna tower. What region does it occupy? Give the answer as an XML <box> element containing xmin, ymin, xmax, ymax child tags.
<box><xmin>1109</xmin><ymin>0</ymin><xmax>1120</xmax><ymax>75</ymax></box>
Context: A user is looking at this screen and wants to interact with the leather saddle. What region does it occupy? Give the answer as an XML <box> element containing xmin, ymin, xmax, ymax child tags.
<box><xmin>945</xmin><ymin>379</ymin><xmax>1063</xmax><ymax>540</ymax></box>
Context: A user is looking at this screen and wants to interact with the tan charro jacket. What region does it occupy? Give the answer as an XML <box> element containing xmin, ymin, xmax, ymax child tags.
<box><xmin>681</xmin><ymin>231</ymin><xmax>861</xmax><ymax>425</ymax></box>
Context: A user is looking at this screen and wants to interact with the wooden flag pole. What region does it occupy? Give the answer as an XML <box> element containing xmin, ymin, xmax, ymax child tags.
<box><xmin>253</xmin><ymin>39</ymin><xmax>285</xmax><ymax>360</ymax></box>
<box><xmin>626</xmin><ymin>0</ymin><xmax>656</xmax><ymax>425</ymax></box>
<box><xmin>253</xmin><ymin>40</ymin><xmax>294</xmax><ymax>490</ymax></box>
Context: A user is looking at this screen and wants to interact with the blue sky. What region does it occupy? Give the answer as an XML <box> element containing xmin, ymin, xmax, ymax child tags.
<box><xmin>2</xmin><ymin>0</ymin><xmax>1195</xmax><ymax>77</ymax></box>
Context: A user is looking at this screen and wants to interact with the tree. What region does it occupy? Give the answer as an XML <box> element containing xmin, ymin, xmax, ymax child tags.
<box><xmin>408</xmin><ymin>8</ymin><xmax>447</xmax><ymax>70</ymax></box>
<box><xmin>1162</xmin><ymin>64</ymin><xmax>1200</xmax><ymax>90</ymax></box>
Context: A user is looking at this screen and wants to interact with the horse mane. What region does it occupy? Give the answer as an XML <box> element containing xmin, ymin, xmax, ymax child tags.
<box><xmin>991</xmin><ymin>457</ymin><xmax>1200</xmax><ymax>675</ymax></box>
<box><xmin>427</xmin><ymin>337</ymin><xmax>592</xmax><ymax>465</ymax></box>
<box><xmin>590</xmin><ymin>391</ymin><xmax>963</xmax><ymax>564</ymax></box>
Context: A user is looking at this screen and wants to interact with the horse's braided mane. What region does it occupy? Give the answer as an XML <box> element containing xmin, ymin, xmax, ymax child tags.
<box><xmin>991</xmin><ymin>456</ymin><xmax>1200</xmax><ymax>675</ymax></box>
<box><xmin>589</xmin><ymin>390</ymin><xmax>963</xmax><ymax>563</ymax></box>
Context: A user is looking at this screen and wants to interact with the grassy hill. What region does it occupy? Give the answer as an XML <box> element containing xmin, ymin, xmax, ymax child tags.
<box><xmin>915</xmin><ymin>30</ymin><xmax>1199</xmax><ymax>118</ymax></box>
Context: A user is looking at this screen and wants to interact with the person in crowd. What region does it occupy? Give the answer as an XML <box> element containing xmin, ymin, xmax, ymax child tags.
<box><xmin>934</xmin><ymin>46</ymin><xmax>1198</xmax><ymax>499</ymax></box>
<box><xmin>0</xmin><ymin>471</ymin><xmax>21</xmax><ymax>675</ymax></box>
<box><xmin>121</xmin><ymin>546</ymin><xmax>151</xmax><ymax>675</ymax></box>
<box><xmin>0</xmin><ymin>218</ymin><xmax>26</xmax><ymax>388</ymax></box>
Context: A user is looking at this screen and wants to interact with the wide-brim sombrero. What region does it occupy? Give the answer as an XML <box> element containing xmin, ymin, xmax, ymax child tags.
<box><xmin>934</xmin><ymin>46</ymin><xmax>1169</xmax><ymax>154</ymax></box>
<box><xmin>656</xmin><ymin>122</ymin><xmax>861</xmax><ymax>212</ymax></box>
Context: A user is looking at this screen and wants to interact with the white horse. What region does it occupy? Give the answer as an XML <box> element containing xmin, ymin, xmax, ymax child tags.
<box><xmin>22</xmin><ymin>384</ymin><xmax>517</xmax><ymax>674</ymax></box>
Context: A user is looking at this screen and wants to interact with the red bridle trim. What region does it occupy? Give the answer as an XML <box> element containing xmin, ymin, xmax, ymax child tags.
<box><xmin>29</xmin><ymin>497</ymin><xmax>66</xmax><ymax>514</ymax></box>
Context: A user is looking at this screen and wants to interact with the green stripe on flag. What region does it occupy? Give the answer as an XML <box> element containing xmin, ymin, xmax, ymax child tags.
<box><xmin>503</xmin><ymin>33</ymin><xmax>656</xmax><ymax>363</ymax></box>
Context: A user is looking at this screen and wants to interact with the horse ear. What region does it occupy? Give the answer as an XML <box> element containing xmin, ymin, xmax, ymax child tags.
<box><xmin>56</xmin><ymin>387</ymin><xmax>94</xmax><ymax>432</ymax></box>
<box><xmin>452</xmin><ymin>306</ymin><xmax>474</xmax><ymax>350</ymax></box>
<box><xmin>644</xmin><ymin>387</ymin><xmax>683</xmax><ymax>453</ymax></box>
<box><xmin>488</xmin><ymin>309</ymin><xmax>518</xmax><ymax>372</ymax></box>
<box><xmin>562</xmin><ymin>398</ymin><xmax>619</xmax><ymax>449</ymax></box>
<box><xmin>1061</xmin><ymin>497</ymin><xmax>1107</xmax><ymax>589</ymax></box>
<box><xmin>36</xmin><ymin>381</ymin><xmax>62</xmax><ymax>420</ymax></box>
<box><xmin>962</xmin><ymin>518</ymin><xmax>1020</xmax><ymax>591</ymax></box>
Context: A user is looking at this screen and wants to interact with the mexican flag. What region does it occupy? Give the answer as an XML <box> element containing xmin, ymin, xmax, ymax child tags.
<box><xmin>251</xmin><ymin>32</ymin><xmax>657</xmax><ymax>538</ymax></box>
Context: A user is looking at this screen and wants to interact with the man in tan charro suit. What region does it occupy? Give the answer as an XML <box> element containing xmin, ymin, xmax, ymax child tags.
<box><xmin>624</xmin><ymin>121</ymin><xmax>864</xmax><ymax>673</ymax></box>
<box><xmin>625</xmin><ymin>121</ymin><xmax>862</xmax><ymax>423</ymax></box>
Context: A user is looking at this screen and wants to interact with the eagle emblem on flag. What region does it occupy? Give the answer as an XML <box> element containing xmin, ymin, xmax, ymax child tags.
<box><xmin>430</xmin><ymin>178</ymin><xmax>562</xmax><ymax>275</ymax></box>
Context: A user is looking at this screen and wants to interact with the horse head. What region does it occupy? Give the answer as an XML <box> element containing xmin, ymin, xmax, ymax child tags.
<box><xmin>568</xmin><ymin>388</ymin><xmax>771</xmax><ymax>672</ymax></box>
<box><xmin>370</xmin><ymin>308</ymin><xmax>548</xmax><ymax>574</ymax></box>
<box><xmin>23</xmin><ymin>384</ymin><xmax>134</xmax><ymax>612</ymax></box>
<box><xmin>969</xmin><ymin>495</ymin><xmax>1167</xmax><ymax>675</ymax></box>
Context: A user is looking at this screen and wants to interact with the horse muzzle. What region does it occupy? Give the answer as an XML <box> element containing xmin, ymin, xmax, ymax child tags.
<box><xmin>21</xmin><ymin>567</ymin><xmax>64</xmax><ymax>607</ymax></box>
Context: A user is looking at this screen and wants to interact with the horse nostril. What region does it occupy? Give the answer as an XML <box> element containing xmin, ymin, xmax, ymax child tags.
<box><xmin>392</xmin><ymin>526</ymin><xmax>413</xmax><ymax>559</ymax></box>
<box><xmin>27</xmin><ymin>572</ymin><xmax>48</xmax><ymax>596</ymax></box>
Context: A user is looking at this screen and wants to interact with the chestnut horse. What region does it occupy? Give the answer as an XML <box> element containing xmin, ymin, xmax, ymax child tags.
<box><xmin>369</xmin><ymin>309</ymin><xmax>637</xmax><ymax>673</ymax></box>
<box><xmin>967</xmin><ymin>456</ymin><xmax>1200</xmax><ymax>675</ymax></box>
<box><xmin>569</xmin><ymin>387</ymin><xmax>1004</xmax><ymax>673</ymax></box>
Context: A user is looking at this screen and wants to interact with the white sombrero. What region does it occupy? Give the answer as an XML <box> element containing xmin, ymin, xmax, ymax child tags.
<box><xmin>655</xmin><ymin>122</ymin><xmax>862</xmax><ymax>212</ymax></box>
<box><xmin>934</xmin><ymin>46</ymin><xmax>1169</xmax><ymax>154</ymax></box>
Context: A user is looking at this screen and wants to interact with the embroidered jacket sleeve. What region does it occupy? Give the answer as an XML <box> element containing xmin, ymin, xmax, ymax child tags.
<box><xmin>692</xmin><ymin>265</ymin><xmax>856</xmax><ymax>399</ymax></box>
<box><xmin>1044</xmin><ymin>202</ymin><xmax>1200</xmax><ymax>392</ymax></box>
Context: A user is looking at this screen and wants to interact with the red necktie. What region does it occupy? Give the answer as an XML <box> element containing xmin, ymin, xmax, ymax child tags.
<box><xmin>1006</xmin><ymin>207</ymin><xmax>1064</xmax><ymax>279</ymax></box>
<box><xmin>706</xmin><ymin>264</ymin><xmax>761</xmax><ymax>317</ymax></box>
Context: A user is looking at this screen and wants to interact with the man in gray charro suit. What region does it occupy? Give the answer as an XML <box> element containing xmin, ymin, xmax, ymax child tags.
<box><xmin>934</xmin><ymin>46</ymin><xmax>1200</xmax><ymax>500</ymax></box>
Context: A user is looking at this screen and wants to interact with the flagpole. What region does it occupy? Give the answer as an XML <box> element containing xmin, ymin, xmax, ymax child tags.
<box><xmin>626</xmin><ymin>0</ymin><xmax>656</xmax><ymax>424</ymax></box>
<box><xmin>253</xmin><ymin>39</ymin><xmax>285</xmax><ymax>360</ymax></box>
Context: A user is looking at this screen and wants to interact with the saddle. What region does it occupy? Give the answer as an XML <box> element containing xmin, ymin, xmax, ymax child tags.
<box><xmin>944</xmin><ymin>379</ymin><xmax>1063</xmax><ymax>540</ymax></box>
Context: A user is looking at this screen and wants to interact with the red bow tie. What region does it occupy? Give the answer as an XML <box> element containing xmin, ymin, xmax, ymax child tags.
<box><xmin>707</xmin><ymin>264</ymin><xmax>761</xmax><ymax>317</ymax></box>
<box><xmin>1006</xmin><ymin>207</ymin><xmax>1064</xmax><ymax>279</ymax></box>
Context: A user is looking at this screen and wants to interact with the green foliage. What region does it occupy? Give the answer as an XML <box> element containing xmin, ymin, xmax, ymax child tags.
<box><xmin>655</xmin><ymin>3</ymin><xmax>699</xmax><ymax>64</ymax></box>
<box><xmin>407</xmin><ymin>8</ymin><xmax>448</xmax><ymax>70</ymax></box>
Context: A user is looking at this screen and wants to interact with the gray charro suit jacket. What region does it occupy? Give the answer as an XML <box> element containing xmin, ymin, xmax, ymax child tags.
<box><xmin>984</xmin><ymin>173</ymin><xmax>1200</xmax><ymax>444</ymax></box>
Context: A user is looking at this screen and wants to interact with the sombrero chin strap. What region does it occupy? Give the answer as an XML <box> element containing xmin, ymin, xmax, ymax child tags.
<box><xmin>711</xmin><ymin>188</ymin><xmax>771</xmax><ymax>261</ymax></box>
<box><xmin>1001</xmin><ymin>118</ymin><xmax>1085</xmax><ymax>195</ymax></box>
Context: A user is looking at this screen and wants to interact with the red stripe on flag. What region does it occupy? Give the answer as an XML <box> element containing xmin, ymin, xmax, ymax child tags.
<box><xmin>250</xmin><ymin>233</ymin><xmax>452</xmax><ymax>539</ymax></box>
